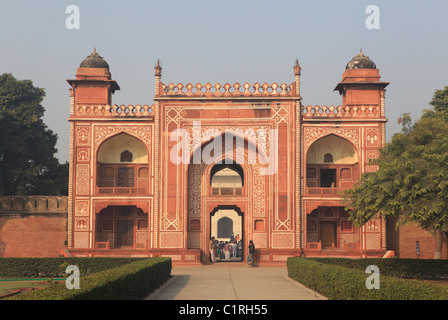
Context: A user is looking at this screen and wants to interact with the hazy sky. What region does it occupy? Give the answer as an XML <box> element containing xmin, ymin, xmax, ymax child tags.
<box><xmin>1</xmin><ymin>0</ymin><xmax>447</xmax><ymax>163</ymax></box>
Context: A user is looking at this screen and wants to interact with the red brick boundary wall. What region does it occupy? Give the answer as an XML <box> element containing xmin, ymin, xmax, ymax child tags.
<box><xmin>386</xmin><ymin>217</ymin><xmax>447</xmax><ymax>259</ymax></box>
<box><xmin>0</xmin><ymin>196</ymin><xmax>68</xmax><ymax>257</ymax></box>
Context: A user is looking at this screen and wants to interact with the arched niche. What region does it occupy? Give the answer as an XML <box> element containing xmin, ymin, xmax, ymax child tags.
<box><xmin>210</xmin><ymin>161</ymin><xmax>244</xmax><ymax>196</ymax></box>
<box><xmin>96</xmin><ymin>133</ymin><xmax>149</xmax><ymax>194</ymax></box>
<box><xmin>97</xmin><ymin>133</ymin><xmax>148</xmax><ymax>164</ymax></box>
<box><xmin>307</xmin><ymin>134</ymin><xmax>358</xmax><ymax>165</ymax></box>
<box><xmin>306</xmin><ymin>134</ymin><xmax>359</xmax><ymax>190</ymax></box>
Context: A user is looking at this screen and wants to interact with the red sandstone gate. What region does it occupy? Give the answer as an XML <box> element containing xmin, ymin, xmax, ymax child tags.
<box><xmin>63</xmin><ymin>49</ymin><xmax>392</xmax><ymax>263</ymax></box>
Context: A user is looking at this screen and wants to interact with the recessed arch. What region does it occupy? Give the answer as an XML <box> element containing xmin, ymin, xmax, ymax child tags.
<box><xmin>217</xmin><ymin>216</ymin><xmax>233</xmax><ymax>238</ymax></box>
<box><xmin>307</xmin><ymin>134</ymin><xmax>358</xmax><ymax>165</ymax></box>
<box><xmin>97</xmin><ymin>132</ymin><xmax>148</xmax><ymax>164</ymax></box>
<box><xmin>210</xmin><ymin>160</ymin><xmax>244</xmax><ymax>187</ymax></box>
<box><xmin>96</xmin><ymin>132</ymin><xmax>150</xmax><ymax>195</ymax></box>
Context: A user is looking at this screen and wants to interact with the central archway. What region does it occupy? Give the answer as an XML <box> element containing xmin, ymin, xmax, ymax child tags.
<box><xmin>186</xmin><ymin>131</ymin><xmax>269</xmax><ymax>264</ymax></box>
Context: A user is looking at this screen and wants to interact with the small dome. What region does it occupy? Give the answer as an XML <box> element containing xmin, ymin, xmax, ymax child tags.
<box><xmin>345</xmin><ymin>49</ymin><xmax>376</xmax><ymax>70</ymax></box>
<box><xmin>79</xmin><ymin>49</ymin><xmax>109</xmax><ymax>69</ymax></box>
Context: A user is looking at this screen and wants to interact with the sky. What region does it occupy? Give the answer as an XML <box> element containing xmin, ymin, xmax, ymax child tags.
<box><xmin>0</xmin><ymin>0</ymin><xmax>447</xmax><ymax>163</ymax></box>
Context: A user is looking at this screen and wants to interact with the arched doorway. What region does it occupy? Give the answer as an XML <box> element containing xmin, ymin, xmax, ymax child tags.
<box><xmin>210</xmin><ymin>205</ymin><xmax>244</xmax><ymax>262</ymax></box>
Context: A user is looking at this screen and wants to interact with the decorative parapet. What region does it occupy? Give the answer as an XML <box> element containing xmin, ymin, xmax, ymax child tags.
<box><xmin>302</xmin><ymin>104</ymin><xmax>381</xmax><ymax>119</ymax></box>
<box><xmin>159</xmin><ymin>81</ymin><xmax>297</xmax><ymax>98</ymax></box>
<box><xmin>74</xmin><ymin>104</ymin><xmax>154</xmax><ymax>117</ymax></box>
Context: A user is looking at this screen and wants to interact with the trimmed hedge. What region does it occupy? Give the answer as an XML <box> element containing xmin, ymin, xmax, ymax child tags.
<box><xmin>287</xmin><ymin>257</ymin><xmax>448</xmax><ymax>300</ymax></box>
<box><xmin>307</xmin><ymin>258</ymin><xmax>448</xmax><ymax>280</ymax></box>
<box><xmin>7</xmin><ymin>257</ymin><xmax>171</xmax><ymax>300</ymax></box>
<box><xmin>0</xmin><ymin>257</ymin><xmax>146</xmax><ymax>278</ymax></box>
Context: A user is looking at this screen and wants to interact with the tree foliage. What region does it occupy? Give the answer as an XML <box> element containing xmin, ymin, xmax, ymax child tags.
<box><xmin>344</xmin><ymin>88</ymin><xmax>448</xmax><ymax>258</ymax></box>
<box><xmin>429</xmin><ymin>86</ymin><xmax>448</xmax><ymax>116</ymax></box>
<box><xmin>0</xmin><ymin>73</ymin><xmax>68</xmax><ymax>195</ymax></box>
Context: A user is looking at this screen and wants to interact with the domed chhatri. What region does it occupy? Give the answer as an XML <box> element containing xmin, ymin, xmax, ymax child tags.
<box><xmin>79</xmin><ymin>48</ymin><xmax>110</xmax><ymax>69</ymax></box>
<box><xmin>345</xmin><ymin>49</ymin><xmax>376</xmax><ymax>70</ymax></box>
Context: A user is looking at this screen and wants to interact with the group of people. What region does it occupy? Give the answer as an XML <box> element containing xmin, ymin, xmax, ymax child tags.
<box><xmin>215</xmin><ymin>239</ymin><xmax>242</xmax><ymax>260</ymax></box>
<box><xmin>209</xmin><ymin>236</ymin><xmax>256</xmax><ymax>267</ymax></box>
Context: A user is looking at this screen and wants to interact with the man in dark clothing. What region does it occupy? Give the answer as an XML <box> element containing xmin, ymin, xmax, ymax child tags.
<box><xmin>209</xmin><ymin>237</ymin><xmax>216</xmax><ymax>262</ymax></box>
<box><xmin>248</xmin><ymin>240</ymin><xmax>255</xmax><ymax>267</ymax></box>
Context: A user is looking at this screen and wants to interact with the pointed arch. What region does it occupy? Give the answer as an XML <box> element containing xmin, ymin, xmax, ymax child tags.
<box><xmin>96</xmin><ymin>132</ymin><xmax>150</xmax><ymax>195</ymax></box>
<box><xmin>306</xmin><ymin>134</ymin><xmax>358</xmax><ymax>165</ymax></box>
<box><xmin>97</xmin><ymin>132</ymin><xmax>148</xmax><ymax>164</ymax></box>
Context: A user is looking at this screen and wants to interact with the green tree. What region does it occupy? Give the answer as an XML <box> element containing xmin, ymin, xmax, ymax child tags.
<box><xmin>430</xmin><ymin>86</ymin><xmax>448</xmax><ymax>115</ymax></box>
<box><xmin>0</xmin><ymin>73</ymin><xmax>68</xmax><ymax>195</ymax></box>
<box><xmin>344</xmin><ymin>89</ymin><xmax>448</xmax><ymax>259</ymax></box>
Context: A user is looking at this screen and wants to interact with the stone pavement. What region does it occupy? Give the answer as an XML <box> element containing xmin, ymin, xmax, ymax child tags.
<box><xmin>145</xmin><ymin>263</ymin><xmax>326</xmax><ymax>300</ymax></box>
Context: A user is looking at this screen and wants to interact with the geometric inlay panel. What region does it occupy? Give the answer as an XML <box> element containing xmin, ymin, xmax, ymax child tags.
<box><xmin>271</xmin><ymin>233</ymin><xmax>294</xmax><ymax>248</ymax></box>
<box><xmin>75</xmin><ymin>164</ymin><xmax>89</xmax><ymax>195</ymax></box>
<box><xmin>74</xmin><ymin>232</ymin><xmax>89</xmax><ymax>249</ymax></box>
<box><xmin>365</xmin><ymin>233</ymin><xmax>381</xmax><ymax>250</ymax></box>
<box><xmin>160</xmin><ymin>232</ymin><xmax>183</xmax><ymax>248</ymax></box>
<box><xmin>253</xmin><ymin>233</ymin><xmax>268</xmax><ymax>248</ymax></box>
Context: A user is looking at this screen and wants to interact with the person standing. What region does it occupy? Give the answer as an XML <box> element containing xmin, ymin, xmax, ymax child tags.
<box><xmin>209</xmin><ymin>237</ymin><xmax>216</xmax><ymax>262</ymax></box>
<box><xmin>224</xmin><ymin>241</ymin><xmax>230</xmax><ymax>260</ymax></box>
<box><xmin>248</xmin><ymin>240</ymin><xmax>255</xmax><ymax>267</ymax></box>
<box><xmin>238</xmin><ymin>240</ymin><xmax>243</xmax><ymax>258</ymax></box>
<box><xmin>232</xmin><ymin>241</ymin><xmax>238</xmax><ymax>258</ymax></box>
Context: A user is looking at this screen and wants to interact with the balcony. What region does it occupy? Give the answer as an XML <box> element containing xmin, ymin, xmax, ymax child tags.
<box><xmin>96</xmin><ymin>187</ymin><xmax>148</xmax><ymax>196</ymax></box>
<box><xmin>96</xmin><ymin>175</ymin><xmax>149</xmax><ymax>196</ymax></box>
<box><xmin>211</xmin><ymin>187</ymin><xmax>243</xmax><ymax>196</ymax></box>
<box><xmin>305</xmin><ymin>187</ymin><xmax>346</xmax><ymax>197</ymax></box>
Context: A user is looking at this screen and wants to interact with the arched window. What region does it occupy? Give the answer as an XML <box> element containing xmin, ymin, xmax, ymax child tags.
<box><xmin>324</xmin><ymin>153</ymin><xmax>333</xmax><ymax>163</ymax></box>
<box><xmin>120</xmin><ymin>150</ymin><xmax>133</xmax><ymax>162</ymax></box>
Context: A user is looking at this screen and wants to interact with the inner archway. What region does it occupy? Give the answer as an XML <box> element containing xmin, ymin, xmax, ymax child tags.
<box><xmin>210</xmin><ymin>206</ymin><xmax>244</xmax><ymax>262</ymax></box>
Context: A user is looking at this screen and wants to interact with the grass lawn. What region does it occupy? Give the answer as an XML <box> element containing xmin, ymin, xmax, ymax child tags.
<box><xmin>0</xmin><ymin>279</ymin><xmax>65</xmax><ymax>297</ymax></box>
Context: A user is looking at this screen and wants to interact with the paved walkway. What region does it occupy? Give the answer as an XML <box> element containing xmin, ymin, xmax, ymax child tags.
<box><xmin>145</xmin><ymin>263</ymin><xmax>326</xmax><ymax>300</ymax></box>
